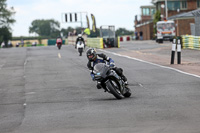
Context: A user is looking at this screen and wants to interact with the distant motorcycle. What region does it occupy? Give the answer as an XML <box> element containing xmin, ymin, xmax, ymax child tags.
<box><xmin>93</xmin><ymin>63</ymin><xmax>131</xmax><ymax>99</ymax></box>
<box><xmin>76</xmin><ymin>41</ymin><xmax>84</xmax><ymax>56</ymax></box>
<box><xmin>16</xmin><ymin>43</ymin><xmax>20</xmax><ymax>47</ymax></box>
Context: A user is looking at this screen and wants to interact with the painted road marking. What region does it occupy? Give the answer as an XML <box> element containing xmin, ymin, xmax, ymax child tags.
<box><xmin>0</xmin><ymin>64</ymin><xmax>4</xmax><ymax>70</ymax></box>
<box><xmin>26</xmin><ymin>92</ymin><xmax>36</xmax><ymax>95</ymax></box>
<box><xmin>58</xmin><ymin>53</ymin><xmax>61</xmax><ymax>58</ymax></box>
<box><xmin>100</xmin><ymin>49</ymin><xmax>200</xmax><ymax>79</ymax></box>
<box><xmin>24</xmin><ymin>59</ymin><xmax>27</xmax><ymax>66</ymax></box>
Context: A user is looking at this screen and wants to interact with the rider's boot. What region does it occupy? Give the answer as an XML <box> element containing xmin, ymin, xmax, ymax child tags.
<box><xmin>121</xmin><ymin>75</ymin><xmax>129</xmax><ymax>87</ymax></box>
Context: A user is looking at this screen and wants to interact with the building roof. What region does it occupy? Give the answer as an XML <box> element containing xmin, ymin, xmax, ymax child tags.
<box><xmin>140</xmin><ymin>5</ymin><xmax>156</xmax><ymax>8</ymax></box>
<box><xmin>152</xmin><ymin>0</ymin><xmax>182</xmax><ymax>4</ymax></box>
<box><xmin>167</xmin><ymin>9</ymin><xmax>200</xmax><ymax>20</ymax></box>
<box><xmin>152</xmin><ymin>0</ymin><xmax>164</xmax><ymax>3</ymax></box>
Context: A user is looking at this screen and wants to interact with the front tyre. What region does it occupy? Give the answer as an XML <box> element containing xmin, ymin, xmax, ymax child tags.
<box><xmin>106</xmin><ymin>80</ymin><xmax>123</xmax><ymax>99</ymax></box>
<box><xmin>123</xmin><ymin>87</ymin><xmax>131</xmax><ymax>98</ymax></box>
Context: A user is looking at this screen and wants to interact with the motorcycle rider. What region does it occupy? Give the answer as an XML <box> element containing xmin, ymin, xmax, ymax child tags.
<box><xmin>86</xmin><ymin>48</ymin><xmax>128</xmax><ymax>89</ymax></box>
<box><xmin>75</xmin><ymin>34</ymin><xmax>85</xmax><ymax>49</ymax></box>
<box><xmin>56</xmin><ymin>36</ymin><xmax>62</xmax><ymax>46</ymax></box>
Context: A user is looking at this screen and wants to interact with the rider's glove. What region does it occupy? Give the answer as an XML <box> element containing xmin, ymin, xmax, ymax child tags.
<box><xmin>91</xmin><ymin>73</ymin><xmax>95</xmax><ymax>81</ymax></box>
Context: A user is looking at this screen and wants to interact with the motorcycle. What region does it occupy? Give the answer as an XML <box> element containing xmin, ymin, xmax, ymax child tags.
<box><xmin>76</xmin><ymin>41</ymin><xmax>84</xmax><ymax>56</ymax></box>
<box><xmin>93</xmin><ymin>63</ymin><xmax>131</xmax><ymax>99</ymax></box>
<box><xmin>57</xmin><ymin>43</ymin><xmax>62</xmax><ymax>50</ymax></box>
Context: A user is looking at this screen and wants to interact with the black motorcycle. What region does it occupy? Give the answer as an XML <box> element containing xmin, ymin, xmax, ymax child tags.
<box><xmin>93</xmin><ymin>63</ymin><xmax>131</xmax><ymax>99</ymax></box>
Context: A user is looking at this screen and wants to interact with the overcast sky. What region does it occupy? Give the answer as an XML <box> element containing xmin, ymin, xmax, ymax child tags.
<box><xmin>7</xmin><ymin>0</ymin><xmax>152</xmax><ymax>36</ymax></box>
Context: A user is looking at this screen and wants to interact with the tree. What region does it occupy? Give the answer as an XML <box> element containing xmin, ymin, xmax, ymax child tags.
<box><xmin>0</xmin><ymin>0</ymin><xmax>16</xmax><ymax>47</ymax></box>
<box><xmin>61</xmin><ymin>27</ymin><xmax>74</xmax><ymax>37</ymax></box>
<box><xmin>153</xmin><ymin>10</ymin><xmax>161</xmax><ymax>38</ymax></box>
<box><xmin>0</xmin><ymin>26</ymin><xmax>12</xmax><ymax>45</ymax></box>
<box><xmin>29</xmin><ymin>19</ymin><xmax>60</xmax><ymax>38</ymax></box>
<box><xmin>116</xmin><ymin>28</ymin><xmax>134</xmax><ymax>36</ymax></box>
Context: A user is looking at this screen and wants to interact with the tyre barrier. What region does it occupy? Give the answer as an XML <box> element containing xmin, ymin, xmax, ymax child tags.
<box><xmin>182</xmin><ymin>35</ymin><xmax>200</xmax><ymax>50</ymax></box>
<box><xmin>87</xmin><ymin>38</ymin><xmax>104</xmax><ymax>49</ymax></box>
<box><xmin>10</xmin><ymin>39</ymin><xmax>69</xmax><ymax>48</ymax></box>
<box><xmin>120</xmin><ymin>36</ymin><xmax>132</xmax><ymax>42</ymax></box>
<box><xmin>10</xmin><ymin>39</ymin><xmax>49</xmax><ymax>47</ymax></box>
<box><xmin>87</xmin><ymin>37</ymin><xmax>120</xmax><ymax>49</ymax></box>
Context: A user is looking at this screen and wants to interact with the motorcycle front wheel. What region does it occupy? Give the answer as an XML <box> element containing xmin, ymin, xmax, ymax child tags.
<box><xmin>123</xmin><ymin>87</ymin><xmax>131</xmax><ymax>98</ymax></box>
<box><xmin>106</xmin><ymin>79</ymin><xmax>123</xmax><ymax>99</ymax></box>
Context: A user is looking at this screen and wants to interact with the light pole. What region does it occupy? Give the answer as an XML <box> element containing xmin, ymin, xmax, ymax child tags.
<box><xmin>165</xmin><ymin>0</ymin><xmax>168</xmax><ymax>19</ymax></box>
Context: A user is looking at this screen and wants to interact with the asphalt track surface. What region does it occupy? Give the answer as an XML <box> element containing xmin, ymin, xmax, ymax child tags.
<box><xmin>0</xmin><ymin>42</ymin><xmax>200</xmax><ymax>133</ymax></box>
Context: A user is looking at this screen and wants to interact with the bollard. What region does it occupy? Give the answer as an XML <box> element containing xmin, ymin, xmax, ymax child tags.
<box><xmin>177</xmin><ymin>38</ymin><xmax>181</xmax><ymax>64</ymax></box>
<box><xmin>171</xmin><ymin>38</ymin><xmax>176</xmax><ymax>64</ymax></box>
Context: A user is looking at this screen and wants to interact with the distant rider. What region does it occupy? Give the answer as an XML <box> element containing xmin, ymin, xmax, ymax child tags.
<box><xmin>86</xmin><ymin>48</ymin><xmax>128</xmax><ymax>89</ymax></box>
<box><xmin>75</xmin><ymin>34</ymin><xmax>85</xmax><ymax>48</ymax></box>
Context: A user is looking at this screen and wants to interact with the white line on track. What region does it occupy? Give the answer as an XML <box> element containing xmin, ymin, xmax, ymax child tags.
<box><xmin>58</xmin><ymin>53</ymin><xmax>61</xmax><ymax>58</ymax></box>
<box><xmin>24</xmin><ymin>60</ymin><xmax>27</xmax><ymax>66</ymax></box>
<box><xmin>100</xmin><ymin>49</ymin><xmax>200</xmax><ymax>79</ymax></box>
<box><xmin>0</xmin><ymin>65</ymin><xmax>2</xmax><ymax>69</ymax></box>
<box><xmin>0</xmin><ymin>64</ymin><xmax>4</xmax><ymax>70</ymax></box>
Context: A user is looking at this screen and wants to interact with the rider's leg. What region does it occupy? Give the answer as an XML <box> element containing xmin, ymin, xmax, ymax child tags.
<box><xmin>114</xmin><ymin>67</ymin><xmax>128</xmax><ymax>85</ymax></box>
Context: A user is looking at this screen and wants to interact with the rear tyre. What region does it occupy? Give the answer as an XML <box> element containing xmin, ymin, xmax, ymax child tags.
<box><xmin>78</xmin><ymin>48</ymin><xmax>83</xmax><ymax>56</ymax></box>
<box><xmin>58</xmin><ymin>45</ymin><xmax>61</xmax><ymax>50</ymax></box>
<box><xmin>106</xmin><ymin>80</ymin><xmax>123</xmax><ymax>99</ymax></box>
<box><xmin>158</xmin><ymin>39</ymin><xmax>163</xmax><ymax>43</ymax></box>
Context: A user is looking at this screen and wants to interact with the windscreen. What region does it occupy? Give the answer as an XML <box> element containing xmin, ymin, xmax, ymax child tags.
<box><xmin>77</xmin><ymin>41</ymin><xmax>83</xmax><ymax>45</ymax></box>
<box><xmin>94</xmin><ymin>63</ymin><xmax>105</xmax><ymax>74</ymax></box>
<box><xmin>157</xmin><ymin>23</ymin><xmax>175</xmax><ymax>31</ymax></box>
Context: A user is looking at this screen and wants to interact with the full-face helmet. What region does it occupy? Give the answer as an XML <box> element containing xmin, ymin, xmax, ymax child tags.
<box><xmin>86</xmin><ymin>48</ymin><xmax>97</xmax><ymax>61</ymax></box>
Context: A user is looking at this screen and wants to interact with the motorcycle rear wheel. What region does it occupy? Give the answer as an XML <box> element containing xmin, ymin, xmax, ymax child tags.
<box><xmin>79</xmin><ymin>51</ymin><xmax>82</xmax><ymax>56</ymax></box>
<box><xmin>58</xmin><ymin>45</ymin><xmax>61</xmax><ymax>50</ymax></box>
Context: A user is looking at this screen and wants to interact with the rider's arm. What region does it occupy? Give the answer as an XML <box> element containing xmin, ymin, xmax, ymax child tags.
<box><xmin>87</xmin><ymin>61</ymin><xmax>95</xmax><ymax>80</ymax></box>
<box><xmin>98</xmin><ymin>53</ymin><xmax>115</xmax><ymax>65</ymax></box>
<box><xmin>81</xmin><ymin>38</ymin><xmax>85</xmax><ymax>44</ymax></box>
<box><xmin>76</xmin><ymin>38</ymin><xmax>78</xmax><ymax>44</ymax></box>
